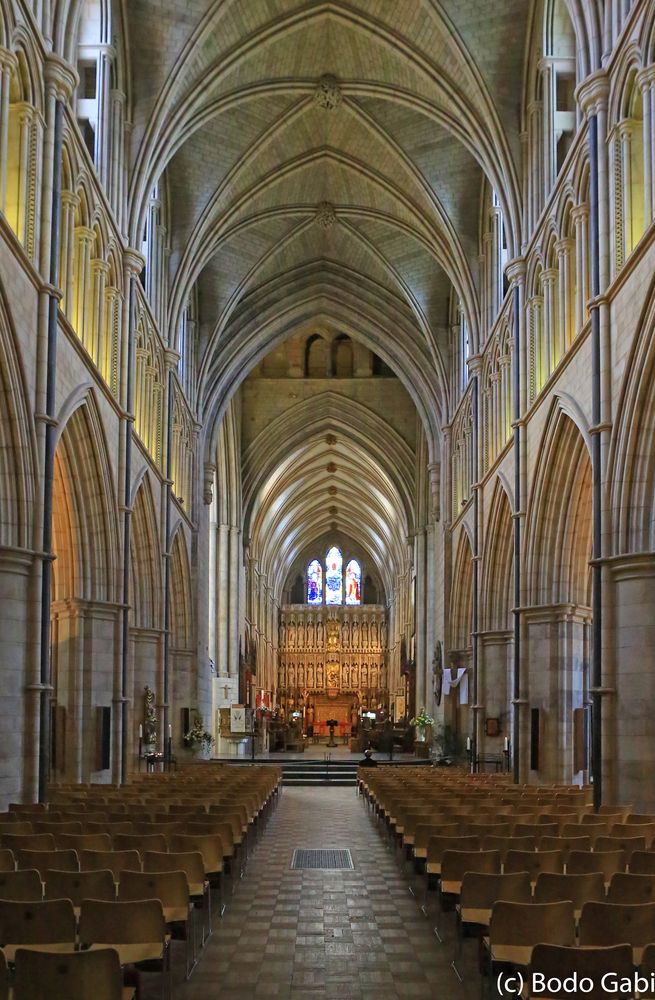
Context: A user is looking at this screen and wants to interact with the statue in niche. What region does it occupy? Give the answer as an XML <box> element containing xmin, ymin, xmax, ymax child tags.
<box><xmin>307</xmin><ymin>664</ymin><xmax>315</xmax><ymax>689</ymax></box>
<box><xmin>361</xmin><ymin>620</ymin><xmax>369</xmax><ymax>647</ymax></box>
<box><xmin>307</xmin><ymin>617</ymin><xmax>315</xmax><ymax>650</ymax></box>
<box><xmin>352</xmin><ymin>620</ymin><xmax>359</xmax><ymax>649</ymax></box>
<box><xmin>316</xmin><ymin>664</ymin><xmax>324</xmax><ymax>687</ymax></box>
<box><xmin>288</xmin><ymin>665</ymin><xmax>295</xmax><ymax>688</ymax></box>
<box><xmin>360</xmin><ymin>664</ymin><xmax>368</xmax><ymax>687</ymax></box>
<box><xmin>370</xmin><ymin>666</ymin><xmax>379</xmax><ymax>690</ymax></box>
<box><xmin>316</xmin><ymin>618</ymin><xmax>324</xmax><ymax>646</ymax></box>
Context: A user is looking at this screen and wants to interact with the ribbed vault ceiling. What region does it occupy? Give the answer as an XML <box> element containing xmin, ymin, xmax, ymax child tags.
<box><xmin>126</xmin><ymin>0</ymin><xmax>529</xmax><ymax>454</ymax></box>
<box><xmin>242</xmin><ymin>393</ymin><xmax>414</xmax><ymax>603</ymax></box>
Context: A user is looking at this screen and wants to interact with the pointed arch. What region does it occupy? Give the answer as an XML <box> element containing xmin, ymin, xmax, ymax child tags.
<box><xmin>169</xmin><ymin>527</ymin><xmax>193</xmax><ymax>651</ymax></box>
<box><xmin>129</xmin><ymin>475</ymin><xmax>162</xmax><ymax>630</ymax></box>
<box><xmin>481</xmin><ymin>480</ymin><xmax>514</xmax><ymax>632</ymax></box>
<box><xmin>51</xmin><ymin>392</ymin><xmax>119</xmax><ymax>604</ymax></box>
<box><xmin>0</xmin><ymin>279</ymin><xmax>37</xmax><ymax>550</ymax></box>
<box><xmin>609</xmin><ymin>272</ymin><xmax>655</xmax><ymax>552</ymax></box>
<box><xmin>525</xmin><ymin>402</ymin><xmax>592</xmax><ymax>608</ymax></box>
<box><xmin>450</xmin><ymin>527</ymin><xmax>473</xmax><ymax>652</ymax></box>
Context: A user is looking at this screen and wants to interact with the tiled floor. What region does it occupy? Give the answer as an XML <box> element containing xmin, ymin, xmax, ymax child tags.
<box><xmin>148</xmin><ymin>785</ymin><xmax>480</xmax><ymax>999</ymax></box>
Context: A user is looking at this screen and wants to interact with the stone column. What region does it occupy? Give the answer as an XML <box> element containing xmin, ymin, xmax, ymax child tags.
<box><xmin>556</xmin><ymin>238</ymin><xmax>574</xmax><ymax>354</ymax></box>
<box><xmin>571</xmin><ymin>205</ymin><xmax>589</xmax><ymax>334</ymax></box>
<box><xmin>0</xmin><ymin>49</ymin><xmax>17</xmax><ymax>215</ymax></box>
<box><xmin>90</xmin><ymin>257</ymin><xmax>109</xmax><ymax>369</ymax></box>
<box><xmin>217</xmin><ymin>523</ymin><xmax>229</xmax><ymax>677</ymax></box>
<box><xmin>73</xmin><ymin>226</ymin><xmax>94</xmax><ymax>346</ymax></box>
<box><xmin>227</xmin><ymin>525</ymin><xmax>241</xmax><ymax>679</ymax></box>
<box><xmin>605</xmin><ymin>554</ymin><xmax>655</xmax><ymax>810</ymax></box>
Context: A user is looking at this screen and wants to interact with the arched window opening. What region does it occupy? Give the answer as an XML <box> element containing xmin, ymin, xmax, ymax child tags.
<box><xmin>345</xmin><ymin>559</ymin><xmax>362</xmax><ymax>605</ymax></box>
<box><xmin>545</xmin><ymin>0</ymin><xmax>576</xmax><ymax>188</ymax></box>
<box><xmin>177</xmin><ymin>285</ymin><xmax>198</xmax><ymax>406</ymax></box>
<box><xmin>75</xmin><ymin>0</ymin><xmax>112</xmax><ymax>167</ymax></box>
<box><xmin>325</xmin><ymin>546</ymin><xmax>343</xmax><ymax>605</ymax></box>
<box><xmin>307</xmin><ymin>560</ymin><xmax>323</xmax><ymax>605</ymax></box>
<box><xmin>140</xmin><ymin>178</ymin><xmax>169</xmax><ymax>327</ymax></box>
<box><xmin>332</xmin><ymin>335</ymin><xmax>353</xmax><ymax>377</ymax></box>
<box><xmin>305</xmin><ymin>334</ymin><xmax>328</xmax><ymax>377</ymax></box>
<box><xmin>5</xmin><ymin>55</ymin><xmax>39</xmax><ymax>261</ymax></box>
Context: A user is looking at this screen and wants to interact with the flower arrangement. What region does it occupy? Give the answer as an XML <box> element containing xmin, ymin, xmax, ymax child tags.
<box><xmin>409</xmin><ymin>708</ymin><xmax>435</xmax><ymax>729</ymax></box>
<box><xmin>184</xmin><ymin>715</ymin><xmax>215</xmax><ymax>754</ymax></box>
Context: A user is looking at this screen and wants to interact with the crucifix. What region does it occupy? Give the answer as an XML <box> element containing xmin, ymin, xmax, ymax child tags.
<box><xmin>223</xmin><ymin>683</ymin><xmax>230</xmax><ymax>702</ymax></box>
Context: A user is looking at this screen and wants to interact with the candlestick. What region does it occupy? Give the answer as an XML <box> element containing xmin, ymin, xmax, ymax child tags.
<box><xmin>466</xmin><ymin>736</ymin><xmax>471</xmax><ymax>751</ymax></box>
<box><xmin>168</xmin><ymin>723</ymin><xmax>172</xmax><ymax>738</ymax></box>
<box><xmin>504</xmin><ymin>737</ymin><xmax>509</xmax><ymax>751</ymax></box>
<box><xmin>139</xmin><ymin>724</ymin><xmax>143</xmax><ymax>739</ymax></box>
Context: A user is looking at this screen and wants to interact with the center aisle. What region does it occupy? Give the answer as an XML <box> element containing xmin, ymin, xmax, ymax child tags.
<box><xmin>174</xmin><ymin>784</ymin><xmax>479</xmax><ymax>1000</ymax></box>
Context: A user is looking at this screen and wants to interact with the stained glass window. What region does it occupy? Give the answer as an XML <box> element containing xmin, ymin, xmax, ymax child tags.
<box><xmin>325</xmin><ymin>546</ymin><xmax>343</xmax><ymax>605</ymax></box>
<box><xmin>307</xmin><ymin>559</ymin><xmax>323</xmax><ymax>605</ymax></box>
<box><xmin>345</xmin><ymin>559</ymin><xmax>361</xmax><ymax>605</ymax></box>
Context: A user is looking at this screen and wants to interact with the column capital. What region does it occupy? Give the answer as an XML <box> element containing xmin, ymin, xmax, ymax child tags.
<box><xmin>555</xmin><ymin>237</ymin><xmax>575</xmax><ymax>257</ymax></box>
<box><xmin>164</xmin><ymin>348</ymin><xmax>181</xmax><ymax>370</ymax></box>
<box><xmin>466</xmin><ymin>353</ymin><xmax>483</xmax><ymax>377</ymax></box>
<box><xmin>636</xmin><ymin>66</ymin><xmax>655</xmax><ymax>91</ymax></box>
<box><xmin>44</xmin><ymin>54</ymin><xmax>79</xmax><ymax>101</ymax></box>
<box><xmin>505</xmin><ymin>257</ymin><xmax>527</xmax><ymax>285</ymax></box>
<box><xmin>123</xmin><ymin>248</ymin><xmax>146</xmax><ymax>277</ymax></box>
<box><xmin>570</xmin><ymin>203</ymin><xmax>589</xmax><ymax>224</ymax></box>
<box><xmin>575</xmin><ymin>70</ymin><xmax>609</xmax><ymax>117</ymax></box>
<box><xmin>0</xmin><ymin>47</ymin><xmax>17</xmax><ymax>73</ymax></box>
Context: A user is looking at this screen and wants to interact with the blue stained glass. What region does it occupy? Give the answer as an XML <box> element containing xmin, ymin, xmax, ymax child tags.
<box><xmin>307</xmin><ymin>559</ymin><xmax>323</xmax><ymax>604</ymax></box>
<box><xmin>345</xmin><ymin>560</ymin><xmax>361</xmax><ymax>605</ymax></box>
<box><xmin>325</xmin><ymin>546</ymin><xmax>343</xmax><ymax>605</ymax></box>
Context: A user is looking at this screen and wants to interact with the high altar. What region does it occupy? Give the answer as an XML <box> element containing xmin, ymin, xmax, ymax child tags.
<box><xmin>277</xmin><ymin>605</ymin><xmax>388</xmax><ymax>727</ymax></box>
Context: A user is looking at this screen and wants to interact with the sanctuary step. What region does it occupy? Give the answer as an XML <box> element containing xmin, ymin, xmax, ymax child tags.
<box><xmin>280</xmin><ymin>757</ymin><xmax>432</xmax><ymax>786</ymax></box>
<box><xmin>281</xmin><ymin>759</ymin><xmax>359</xmax><ymax>786</ymax></box>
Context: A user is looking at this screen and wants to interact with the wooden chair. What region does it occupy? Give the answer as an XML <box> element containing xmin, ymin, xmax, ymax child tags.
<box><xmin>0</xmin><ymin>850</ymin><xmax>14</xmax><ymax>873</ymax></box>
<box><xmin>0</xmin><ymin>823</ymin><xmax>32</xmax><ymax>837</ymax></box>
<box><xmin>16</xmin><ymin>849</ymin><xmax>79</xmax><ymax>879</ymax></box>
<box><xmin>538</xmin><ymin>834</ymin><xmax>592</xmax><ymax>859</ymax></box>
<box><xmin>485</xmin><ymin>900</ymin><xmax>575</xmax><ymax>975</ymax></box>
<box><xmin>79</xmin><ymin>849</ymin><xmax>142</xmax><ymax>881</ymax></box>
<box><xmin>526</xmin><ymin>943</ymin><xmax>634</xmax><ymax>999</ymax></box>
<box><xmin>452</xmin><ymin>870</ymin><xmax>531</xmax><ymax>979</ymax></box>
<box><xmin>44</xmin><ymin>868</ymin><xmax>116</xmax><ymax>914</ymax></box>
<box><xmin>33</xmin><ymin>821</ymin><xmax>83</xmax><ymax>836</ymax></box>
<box><xmin>118</xmin><ymin>870</ymin><xmax>192</xmax><ymax>976</ymax></box>
<box><xmin>481</xmin><ymin>834</ymin><xmax>535</xmax><ymax>862</ymax></box>
<box><xmin>79</xmin><ymin>898</ymin><xmax>169</xmax><ymax>996</ymax></box>
<box><xmin>639</xmin><ymin>943</ymin><xmax>655</xmax><ymax>999</ymax></box>
<box><xmin>143</xmin><ymin>850</ymin><xmax>211</xmax><ymax>950</ymax></box>
<box><xmin>1</xmin><ymin>834</ymin><xmax>55</xmax><ymax>853</ymax></box>
<box><xmin>628</xmin><ymin>850</ymin><xmax>655</xmax><ymax>875</ymax></box>
<box><xmin>55</xmin><ymin>833</ymin><xmax>112</xmax><ymax>853</ymax></box>
<box><xmin>0</xmin><ymin>898</ymin><xmax>76</xmax><ymax>962</ymax></box>
<box><xmin>594</xmin><ymin>834</ymin><xmax>646</xmax><ymax>862</ymax></box>
<box><xmin>567</xmin><ymin>849</ymin><xmax>625</xmax><ymax>884</ymax></box>
<box><xmin>113</xmin><ymin>833</ymin><xmax>167</xmax><ymax>854</ymax></box>
<box><xmin>0</xmin><ymin>869</ymin><xmax>43</xmax><ymax>901</ymax></box>
<box><xmin>13</xmin><ymin>946</ymin><xmax>134</xmax><ymax>1000</ymax></box>
<box><xmin>612</xmin><ymin>822</ymin><xmax>655</xmax><ymax>847</ymax></box>
<box><xmin>533</xmin><ymin>871</ymin><xmax>604</xmax><ymax>919</ymax></box>
<box><xmin>0</xmin><ymin>949</ymin><xmax>6</xmax><ymax>1000</ymax></box>
<box><xmin>436</xmin><ymin>849</ymin><xmax>500</xmax><ymax>940</ymax></box>
<box><xmin>579</xmin><ymin>900</ymin><xmax>655</xmax><ymax>962</ymax></box>
<box><xmin>607</xmin><ymin>871</ymin><xmax>655</xmax><ymax>903</ymax></box>
<box><xmin>504</xmin><ymin>849</ymin><xmax>564</xmax><ymax>881</ymax></box>
<box><xmin>513</xmin><ymin>822</ymin><xmax>558</xmax><ymax>838</ymax></box>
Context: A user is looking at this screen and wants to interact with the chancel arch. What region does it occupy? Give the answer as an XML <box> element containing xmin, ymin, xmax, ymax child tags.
<box><xmin>523</xmin><ymin>403</ymin><xmax>592</xmax><ymax>784</ymax></box>
<box><xmin>50</xmin><ymin>395</ymin><xmax>120</xmax><ymax>784</ymax></box>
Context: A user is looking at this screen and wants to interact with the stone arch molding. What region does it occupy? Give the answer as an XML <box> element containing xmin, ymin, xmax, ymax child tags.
<box><xmin>202</xmin><ymin>293</ymin><xmax>443</xmax><ymax>471</ymax></box>
<box><xmin>0</xmin><ymin>274</ymin><xmax>38</xmax><ymax>551</ymax></box>
<box><xmin>608</xmin><ymin>269</ymin><xmax>655</xmax><ymax>553</ymax></box>
<box><xmin>51</xmin><ymin>389</ymin><xmax>121</xmax><ymax>605</ymax></box>
<box><xmin>525</xmin><ymin>398</ymin><xmax>593</xmax><ymax>609</ymax></box>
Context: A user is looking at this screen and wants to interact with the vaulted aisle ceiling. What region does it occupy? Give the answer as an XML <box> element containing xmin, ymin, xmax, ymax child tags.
<box><xmin>126</xmin><ymin>0</ymin><xmax>529</xmax><ymax>453</ymax></box>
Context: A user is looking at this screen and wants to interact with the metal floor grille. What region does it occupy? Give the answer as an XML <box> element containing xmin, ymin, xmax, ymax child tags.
<box><xmin>291</xmin><ymin>848</ymin><xmax>354</xmax><ymax>870</ymax></box>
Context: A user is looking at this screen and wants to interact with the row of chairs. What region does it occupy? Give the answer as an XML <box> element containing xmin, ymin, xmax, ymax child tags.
<box><xmin>0</xmin><ymin>763</ymin><xmax>282</xmax><ymax>997</ymax></box>
<box><xmin>359</xmin><ymin>766</ymin><xmax>655</xmax><ymax>996</ymax></box>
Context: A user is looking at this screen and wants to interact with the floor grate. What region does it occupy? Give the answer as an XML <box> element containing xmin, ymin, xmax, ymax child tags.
<box><xmin>290</xmin><ymin>848</ymin><xmax>354</xmax><ymax>870</ymax></box>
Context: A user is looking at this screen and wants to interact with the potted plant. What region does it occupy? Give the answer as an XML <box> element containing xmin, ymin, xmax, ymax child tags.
<box><xmin>184</xmin><ymin>715</ymin><xmax>215</xmax><ymax>758</ymax></box>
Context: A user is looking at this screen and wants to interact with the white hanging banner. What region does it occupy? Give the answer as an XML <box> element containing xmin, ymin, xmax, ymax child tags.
<box><xmin>442</xmin><ymin>667</ymin><xmax>468</xmax><ymax>704</ymax></box>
